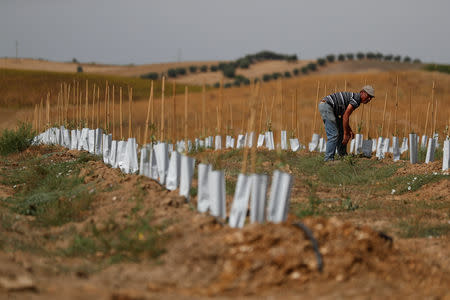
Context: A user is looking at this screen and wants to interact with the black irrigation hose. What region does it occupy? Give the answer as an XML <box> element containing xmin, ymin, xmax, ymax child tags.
<box><xmin>293</xmin><ymin>222</ymin><xmax>324</xmax><ymax>273</ymax></box>
<box><xmin>377</xmin><ymin>231</ymin><xmax>394</xmax><ymax>246</ymax></box>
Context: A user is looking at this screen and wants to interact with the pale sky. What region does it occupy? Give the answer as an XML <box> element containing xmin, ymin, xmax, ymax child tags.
<box><xmin>1</xmin><ymin>0</ymin><xmax>449</xmax><ymax>65</ymax></box>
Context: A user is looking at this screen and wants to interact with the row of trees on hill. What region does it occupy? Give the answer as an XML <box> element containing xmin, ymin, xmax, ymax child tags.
<box><xmin>140</xmin><ymin>51</ymin><xmax>422</xmax><ymax>87</ymax></box>
<box><xmin>140</xmin><ymin>50</ymin><xmax>297</xmax><ymax>80</ymax></box>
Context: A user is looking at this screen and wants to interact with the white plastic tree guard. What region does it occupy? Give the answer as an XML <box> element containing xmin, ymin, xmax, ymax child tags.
<box><xmin>290</xmin><ymin>138</ymin><xmax>300</xmax><ymax>152</ymax></box>
<box><xmin>257</xmin><ymin>134</ymin><xmax>265</xmax><ymax>148</ymax></box>
<box><xmin>79</xmin><ymin>128</ymin><xmax>89</xmax><ymax>151</ymax></box>
<box><xmin>362</xmin><ymin>140</ymin><xmax>373</xmax><ymax>157</ymax></box>
<box><xmin>166</xmin><ymin>151</ymin><xmax>181</xmax><ymax>191</ymax></box>
<box><xmin>280</xmin><ymin>131</ymin><xmax>288</xmax><ymax>150</ymax></box>
<box><xmin>354</xmin><ymin>134</ymin><xmax>363</xmax><ymax>155</ymax></box>
<box><xmin>371</xmin><ymin>138</ymin><xmax>377</xmax><ymax>153</ymax></box>
<box><xmin>425</xmin><ymin>137</ymin><xmax>436</xmax><ymax>163</ymax></box>
<box><xmin>154</xmin><ymin>142</ymin><xmax>169</xmax><ymax>184</ymax></box>
<box><xmin>409</xmin><ymin>133</ymin><xmax>418</xmax><ymax>164</ymax></box>
<box><xmin>62</xmin><ymin>128</ymin><xmax>71</xmax><ymax>148</ymax></box>
<box><xmin>209</xmin><ymin>170</ymin><xmax>226</xmax><ymax>219</ymax></box>
<box><xmin>400</xmin><ymin>137</ymin><xmax>409</xmax><ymax>154</ymax></box>
<box><xmin>319</xmin><ymin>138</ymin><xmax>326</xmax><ymax>153</ymax></box>
<box><xmin>179</xmin><ymin>155</ymin><xmax>195</xmax><ymax>201</ymax></box>
<box><xmin>177</xmin><ymin>140</ymin><xmax>186</xmax><ymax>153</ymax></box>
<box><xmin>207</xmin><ymin>136</ymin><xmax>214</xmax><ymax>148</ymax></box>
<box><xmin>54</xmin><ymin>128</ymin><xmax>61</xmax><ymax>145</ymax></box>
<box><xmin>433</xmin><ymin>133</ymin><xmax>440</xmax><ymax>148</ymax></box>
<box><xmin>70</xmin><ymin>130</ymin><xmax>78</xmax><ymax>150</ymax></box>
<box><xmin>215</xmin><ymin>135</ymin><xmax>222</xmax><ymax>151</ymax></box>
<box><xmin>88</xmin><ymin>129</ymin><xmax>96</xmax><ymax>153</ymax></box>
<box><xmin>194</xmin><ymin>138</ymin><xmax>199</xmax><ymax>150</ymax></box>
<box><xmin>116</xmin><ymin>141</ymin><xmax>127</xmax><ymax>170</ymax></box>
<box><xmin>382</xmin><ymin>138</ymin><xmax>390</xmax><ymax>156</ymax></box>
<box><xmin>267</xmin><ymin>170</ymin><xmax>293</xmax><ymax>223</ymax></box>
<box><xmin>230</xmin><ymin>138</ymin><xmax>235</xmax><ymax>149</ymax></box>
<box><xmin>199</xmin><ymin>139</ymin><xmax>205</xmax><ymax>148</ymax></box>
<box><xmin>197</xmin><ymin>164</ymin><xmax>211</xmax><ymax>213</ymax></box>
<box><xmin>109</xmin><ymin>140</ymin><xmax>118</xmax><ymax>168</ymax></box>
<box><xmin>236</xmin><ymin>134</ymin><xmax>245</xmax><ymax>149</ymax></box>
<box><xmin>265</xmin><ymin>131</ymin><xmax>275</xmax><ymax>150</ymax></box>
<box><xmin>225</xmin><ymin>136</ymin><xmax>232</xmax><ymax>148</ymax></box>
<box><xmin>349</xmin><ymin>139</ymin><xmax>355</xmax><ymax>154</ymax></box>
<box><xmin>442</xmin><ymin>139</ymin><xmax>449</xmax><ymax>171</ymax></box>
<box><xmin>250</xmin><ymin>173</ymin><xmax>268</xmax><ymax>224</ymax></box>
<box><xmin>94</xmin><ymin>129</ymin><xmax>103</xmax><ymax>155</ymax></box>
<box><xmin>149</xmin><ymin>147</ymin><xmax>159</xmax><ymax>180</ymax></box>
<box><xmin>392</xmin><ymin>136</ymin><xmax>401</xmax><ymax>161</ymax></box>
<box><xmin>168</xmin><ymin>143</ymin><xmax>174</xmax><ymax>153</ymax></box>
<box><xmin>421</xmin><ymin>135</ymin><xmax>428</xmax><ymax>149</ymax></box>
<box><xmin>139</xmin><ymin>145</ymin><xmax>151</xmax><ymax>177</ymax></box>
<box><xmin>309</xmin><ymin>133</ymin><xmax>320</xmax><ymax>152</ymax></box>
<box><xmin>247</xmin><ymin>132</ymin><xmax>254</xmax><ymax>148</ymax></box>
<box><xmin>120</xmin><ymin>138</ymin><xmax>138</xmax><ymax>174</ymax></box>
<box><xmin>229</xmin><ymin>174</ymin><xmax>252</xmax><ymax>228</ymax></box>
<box><xmin>102</xmin><ymin>134</ymin><xmax>112</xmax><ymax>164</ymax></box>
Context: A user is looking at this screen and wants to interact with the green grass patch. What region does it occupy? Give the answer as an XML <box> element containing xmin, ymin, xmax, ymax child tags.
<box><xmin>397</xmin><ymin>219</ymin><xmax>450</xmax><ymax>238</ymax></box>
<box><xmin>386</xmin><ymin>173</ymin><xmax>448</xmax><ymax>195</ymax></box>
<box><xmin>1</xmin><ymin>150</ymin><xmax>98</xmax><ymax>226</ymax></box>
<box><xmin>0</xmin><ymin>122</ymin><xmax>35</xmax><ymax>156</ymax></box>
<box><xmin>63</xmin><ymin>211</ymin><xmax>165</xmax><ymax>263</ymax></box>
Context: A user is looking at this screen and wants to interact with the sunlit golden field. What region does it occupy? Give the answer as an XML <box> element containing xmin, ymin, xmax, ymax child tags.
<box><xmin>2</xmin><ymin>64</ymin><xmax>449</xmax><ymax>146</ymax></box>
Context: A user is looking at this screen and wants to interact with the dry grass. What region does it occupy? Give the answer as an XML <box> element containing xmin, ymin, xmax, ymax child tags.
<box><xmin>2</xmin><ymin>63</ymin><xmax>449</xmax><ymax>146</ymax></box>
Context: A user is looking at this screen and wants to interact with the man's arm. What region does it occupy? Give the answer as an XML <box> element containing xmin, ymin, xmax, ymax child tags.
<box><xmin>342</xmin><ymin>104</ymin><xmax>355</xmax><ymax>145</ymax></box>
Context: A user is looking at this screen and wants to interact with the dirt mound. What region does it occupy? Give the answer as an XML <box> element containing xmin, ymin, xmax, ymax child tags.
<box><xmin>135</xmin><ymin>215</ymin><xmax>393</xmax><ymax>296</ymax></box>
<box><xmin>395</xmin><ymin>160</ymin><xmax>444</xmax><ymax>175</ymax></box>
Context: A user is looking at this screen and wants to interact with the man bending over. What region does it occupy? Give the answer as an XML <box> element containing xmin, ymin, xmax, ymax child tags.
<box><xmin>318</xmin><ymin>85</ymin><xmax>374</xmax><ymax>161</ymax></box>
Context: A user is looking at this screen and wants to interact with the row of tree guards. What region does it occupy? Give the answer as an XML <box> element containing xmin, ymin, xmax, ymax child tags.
<box><xmin>32</xmin><ymin>76</ymin><xmax>447</xmax><ymax>149</ymax></box>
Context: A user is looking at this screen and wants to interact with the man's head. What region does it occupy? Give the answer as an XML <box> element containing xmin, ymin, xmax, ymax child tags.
<box><xmin>360</xmin><ymin>85</ymin><xmax>375</xmax><ymax>104</ymax></box>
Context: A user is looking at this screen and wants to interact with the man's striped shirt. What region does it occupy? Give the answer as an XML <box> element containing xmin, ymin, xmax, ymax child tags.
<box><xmin>323</xmin><ymin>92</ymin><xmax>361</xmax><ymax>117</ymax></box>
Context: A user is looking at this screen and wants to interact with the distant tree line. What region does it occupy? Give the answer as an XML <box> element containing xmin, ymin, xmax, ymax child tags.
<box><xmin>139</xmin><ymin>51</ymin><xmax>422</xmax><ymax>88</ymax></box>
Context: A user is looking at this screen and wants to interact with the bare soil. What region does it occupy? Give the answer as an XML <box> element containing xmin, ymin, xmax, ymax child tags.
<box><xmin>0</xmin><ymin>146</ymin><xmax>449</xmax><ymax>299</ymax></box>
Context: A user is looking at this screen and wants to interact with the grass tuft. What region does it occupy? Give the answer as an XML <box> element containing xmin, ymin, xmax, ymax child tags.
<box><xmin>0</xmin><ymin>122</ymin><xmax>35</xmax><ymax>156</ymax></box>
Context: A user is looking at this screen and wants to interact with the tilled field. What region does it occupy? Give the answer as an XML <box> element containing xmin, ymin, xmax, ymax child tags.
<box><xmin>0</xmin><ymin>146</ymin><xmax>449</xmax><ymax>299</ymax></box>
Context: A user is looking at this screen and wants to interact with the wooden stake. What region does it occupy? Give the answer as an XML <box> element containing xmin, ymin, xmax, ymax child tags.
<box><xmin>128</xmin><ymin>87</ymin><xmax>133</xmax><ymax>139</ymax></box>
<box><xmin>97</xmin><ymin>86</ymin><xmax>100</xmax><ymax>129</ymax></box>
<box><xmin>218</xmin><ymin>78</ymin><xmax>223</xmax><ymax>135</ymax></box>
<box><xmin>312</xmin><ymin>81</ymin><xmax>320</xmax><ymax>134</ymax></box>
<box><xmin>381</xmin><ymin>91</ymin><xmax>388</xmax><ymax>136</ymax></box>
<box><xmin>258</xmin><ymin>100</ymin><xmax>264</xmax><ymax>134</ymax></box>
<box><xmin>433</xmin><ymin>97</ymin><xmax>438</xmax><ymax>135</ymax></box>
<box><xmin>172</xmin><ymin>81</ymin><xmax>176</xmax><ymax>142</ymax></box>
<box><xmin>202</xmin><ymin>82</ymin><xmax>206</xmax><ymax>137</ymax></box>
<box><xmin>34</xmin><ymin>104</ymin><xmax>38</xmax><ymax>132</ymax></box>
<box><xmin>46</xmin><ymin>92</ymin><xmax>50</xmax><ymax>128</ymax></box>
<box><xmin>112</xmin><ymin>85</ymin><xmax>115</xmax><ymax>139</ymax></box>
<box><xmin>424</xmin><ymin>102</ymin><xmax>430</xmax><ymax>137</ymax></box>
<box><xmin>39</xmin><ymin>98</ymin><xmax>43</xmax><ymax>133</ymax></box>
<box><xmin>387</xmin><ymin>113</ymin><xmax>392</xmax><ymax>138</ymax></box>
<box><xmin>143</xmin><ymin>81</ymin><xmax>154</xmax><ymax>146</ymax></box>
<box><xmin>229</xmin><ymin>102</ymin><xmax>233</xmax><ymax>131</ymax></box>
<box><xmin>394</xmin><ymin>76</ymin><xmax>399</xmax><ymax>136</ymax></box>
<box><xmin>409</xmin><ymin>88</ymin><xmax>412</xmax><ymax>133</ymax></box>
<box><xmin>119</xmin><ymin>87</ymin><xmax>123</xmax><ymax>140</ymax></box>
<box><xmin>430</xmin><ymin>81</ymin><xmax>436</xmax><ymax>136</ymax></box>
<box><xmin>294</xmin><ymin>89</ymin><xmax>298</xmax><ymax>137</ymax></box>
<box><xmin>91</xmin><ymin>84</ymin><xmax>96</xmax><ymax>129</ymax></box>
<box><xmin>104</xmin><ymin>81</ymin><xmax>108</xmax><ymax>130</ymax></box>
<box><xmin>184</xmin><ymin>86</ymin><xmax>188</xmax><ymax>153</ymax></box>
<box><xmin>366</xmin><ymin>102</ymin><xmax>372</xmax><ymax>138</ymax></box>
<box><xmin>85</xmin><ymin>80</ymin><xmax>88</xmax><ymax>127</ymax></box>
<box><xmin>160</xmin><ymin>76</ymin><xmax>165</xmax><ymax>141</ymax></box>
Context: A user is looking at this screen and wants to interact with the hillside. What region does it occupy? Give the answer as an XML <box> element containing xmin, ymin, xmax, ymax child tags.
<box><xmin>1</xmin><ymin>57</ymin><xmax>422</xmax><ymax>86</ymax></box>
